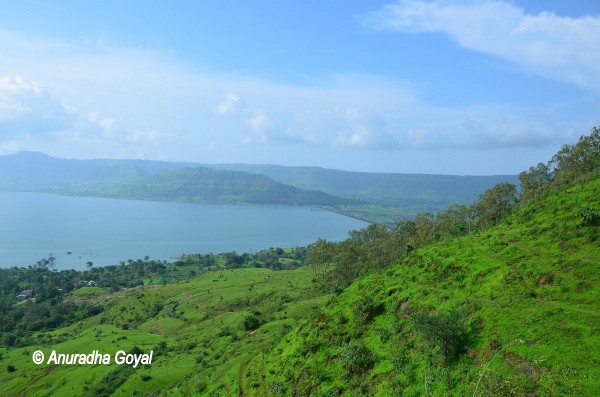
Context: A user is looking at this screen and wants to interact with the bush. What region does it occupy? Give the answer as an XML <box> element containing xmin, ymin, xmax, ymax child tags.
<box><xmin>216</xmin><ymin>326</ymin><xmax>235</xmax><ymax>337</ymax></box>
<box><xmin>7</xmin><ymin>364</ymin><xmax>16</xmax><ymax>372</ymax></box>
<box><xmin>352</xmin><ymin>296</ymin><xmax>384</xmax><ymax>324</ymax></box>
<box><xmin>578</xmin><ymin>207</ymin><xmax>599</xmax><ymax>227</ymax></box>
<box><xmin>242</xmin><ymin>314</ymin><xmax>262</xmax><ymax>331</ymax></box>
<box><xmin>411</xmin><ymin>308</ymin><xmax>470</xmax><ymax>362</ymax></box>
<box><xmin>341</xmin><ymin>342</ymin><xmax>376</xmax><ymax>376</ymax></box>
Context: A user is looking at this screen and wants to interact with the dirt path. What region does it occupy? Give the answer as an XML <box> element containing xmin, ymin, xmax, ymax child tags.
<box><xmin>237</xmin><ymin>351</ymin><xmax>260</xmax><ymax>396</ymax></box>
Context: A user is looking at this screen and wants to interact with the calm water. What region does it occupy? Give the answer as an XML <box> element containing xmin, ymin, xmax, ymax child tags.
<box><xmin>0</xmin><ymin>192</ymin><xmax>368</xmax><ymax>270</ymax></box>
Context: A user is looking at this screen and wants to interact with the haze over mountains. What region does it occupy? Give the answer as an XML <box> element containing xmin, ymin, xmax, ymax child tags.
<box><xmin>0</xmin><ymin>152</ymin><xmax>518</xmax><ymax>224</ymax></box>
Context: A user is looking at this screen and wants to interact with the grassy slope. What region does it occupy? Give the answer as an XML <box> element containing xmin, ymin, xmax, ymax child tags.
<box><xmin>0</xmin><ymin>267</ymin><xmax>328</xmax><ymax>396</ymax></box>
<box><xmin>254</xmin><ymin>176</ymin><xmax>600</xmax><ymax>396</ymax></box>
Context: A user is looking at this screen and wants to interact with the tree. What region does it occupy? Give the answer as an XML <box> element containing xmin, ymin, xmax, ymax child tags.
<box><xmin>306</xmin><ymin>239</ymin><xmax>335</xmax><ymax>279</ymax></box>
<box><xmin>475</xmin><ymin>182</ymin><xmax>519</xmax><ymax>228</ymax></box>
<box><xmin>550</xmin><ymin>126</ymin><xmax>600</xmax><ymax>184</ymax></box>
<box><xmin>519</xmin><ymin>162</ymin><xmax>552</xmax><ymax>201</ymax></box>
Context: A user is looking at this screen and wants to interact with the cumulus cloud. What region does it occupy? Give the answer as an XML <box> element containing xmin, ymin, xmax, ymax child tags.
<box><xmin>88</xmin><ymin>111</ymin><xmax>117</xmax><ymax>136</ymax></box>
<box><xmin>0</xmin><ymin>73</ymin><xmax>167</xmax><ymax>156</ymax></box>
<box><xmin>0</xmin><ymin>27</ymin><xmax>592</xmax><ymax>164</ymax></box>
<box><xmin>218</xmin><ymin>88</ymin><xmax>584</xmax><ymax>151</ymax></box>
<box><xmin>0</xmin><ymin>75</ymin><xmax>75</xmax><ymax>136</ymax></box>
<box><xmin>288</xmin><ymin>106</ymin><xmax>395</xmax><ymax>150</ymax></box>
<box><xmin>86</xmin><ymin>111</ymin><xmax>165</xmax><ymax>144</ymax></box>
<box><xmin>246</xmin><ymin>111</ymin><xmax>275</xmax><ymax>133</ymax></box>
<box><xmin>220</xmin><ymin>92</ymin><xmax>395</xmax><ymax>149</ymax></box>
<box><xmin>217</xmin><ymin>92</ymin><xmax>242</xmax><ymax>115</ymax></box>
<box><xmin>363</xmin><ymin>0</ymin><xmax>600</xmax><ymax>93</ymax></box>
<box><xmin>218</xmin><ymin>92</ymin><xmax>280</xmax><ymax>142</ymax></box>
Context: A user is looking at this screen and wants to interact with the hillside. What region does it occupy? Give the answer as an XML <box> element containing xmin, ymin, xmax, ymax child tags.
<box><xmin>0</xmin><ymin>152</ymin><xmax>355</xmax><ymax>207</ymax></box>
<box><xmin>253</xmin><ymin>174</ymin><xmax>600</xmax><ymax>396</ymax></box>
<box><xmin>0</xmin><ymin>264</ymin><xmax>331</xmax><ymax>397</ymax></box>
<box><xmin>202</xmin><ymin>163</ymin><xmax>519</xmax><ymax>221</ymax></box>
<box><xmin>1</xmin><ymin>169</ymin><xmax>598</xmax><ymax>396</ymax></box>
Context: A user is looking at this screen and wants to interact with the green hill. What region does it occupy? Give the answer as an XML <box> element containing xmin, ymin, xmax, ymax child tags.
<box><xmin>0</xmin><ymin>129</ymin><xmax>598</xmax><ymax>395</ymax></box>
<box><xmin>203</xmin><ymin>164</ymin><xmax>519</xmax><ymax>224</ymax></box>
<box><xmin>255</xmin><ymin>174</ymin><xmax>600</xmax><ymax>396</ymax></box>
<box><xmin>203</xmin><ymin>163</ymin><xmax>518</xmax><ymax>209</ymax></box>
<box><xmin>0</xmin><ymin>152</ymin><xmax>356</xmax><ymax>207</ymax></box>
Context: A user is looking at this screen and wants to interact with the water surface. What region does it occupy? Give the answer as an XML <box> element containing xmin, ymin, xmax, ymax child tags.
<box><xmin>0</xmin><ymin>192</ymin><xmax>368</xmax><ymax>270</ymax></box>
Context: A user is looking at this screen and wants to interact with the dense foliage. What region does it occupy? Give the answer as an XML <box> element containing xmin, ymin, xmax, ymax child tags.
<box><xmin>519</xmin><ymin>126</ymin><xmax>600</xmax><ymax>200</ymax></box>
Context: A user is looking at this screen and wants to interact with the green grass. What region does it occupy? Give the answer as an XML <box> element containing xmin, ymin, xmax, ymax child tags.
<box><xmin>255</xmin><ymin>176</ymin><xmax>600</xmax><ymax>396</ymax></box>
<box><xmin>0</xmin><ymin>267</ymin><xmax>326</xmax><ymax>396</ymax></box>
<box><xmin>71</xmin><ymin>287</ymin><xmax>107</xmax><ymax>298</ymax></box>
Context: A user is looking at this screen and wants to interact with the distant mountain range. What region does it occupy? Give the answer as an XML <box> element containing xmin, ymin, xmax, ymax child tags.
<box><xmin>0</xmin><ymin>152</ymin><xmax>519</xmax><ymax>224</ymax></box>
<box><xmin>0</xmin><ymin>152</ymin><xmax>354</xmax><ymax>206</ymax></box>
<box><xmin>201</xmin><ymin>163</ymin><xmax>519</xmax><ymax>210</ymax></box>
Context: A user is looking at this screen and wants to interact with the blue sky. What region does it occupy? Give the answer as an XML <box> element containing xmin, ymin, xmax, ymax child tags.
<box><xmin>0</xmin><ymin>1</ymin><xmax>598</xmax><ymax>175</ymax></box>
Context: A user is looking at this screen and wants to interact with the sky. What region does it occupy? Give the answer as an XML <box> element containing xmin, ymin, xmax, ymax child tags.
<box><xmin>0</xmin><ymin>1</ymin><xmax>599</xmax><ymax>175</ymax></box>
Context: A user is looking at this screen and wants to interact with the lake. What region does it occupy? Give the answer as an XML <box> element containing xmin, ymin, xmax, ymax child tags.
<box><xmin>0</xmin><ymin>192</ymin><xmax>368</xmax><ymax>270</ymax></box>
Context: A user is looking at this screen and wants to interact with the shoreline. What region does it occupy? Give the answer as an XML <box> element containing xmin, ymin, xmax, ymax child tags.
<box><xmin>316</xmin><ymin>205</ymin><xmax>391</xmax><ymax>228</ymax></box>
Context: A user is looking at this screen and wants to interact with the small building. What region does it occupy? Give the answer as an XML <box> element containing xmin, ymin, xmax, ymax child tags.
<box><xmin>76</xmin><ymin>280</ymin><xmax>97</xmax><ymax>288</ymax></box>
<box><xmin>16</xmin><ymin>289</ymin><xmax>33</xmax><ymax>300</ymax></box>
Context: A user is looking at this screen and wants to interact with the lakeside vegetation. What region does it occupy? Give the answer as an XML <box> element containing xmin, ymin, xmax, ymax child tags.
<box><xmin>0</xmin><ymin>127</ymin><xmax>598</xmax><ymax>395</ymax></box>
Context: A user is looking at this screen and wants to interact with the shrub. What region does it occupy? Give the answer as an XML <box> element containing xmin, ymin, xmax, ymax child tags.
<box><xmin>578</xmin><ymin>207</ymin><xmax>599</xmax><ymax>227</ymax></box>
<box><xmin>216</xmin><ymin>326</ymin><xmax>235</xmax><ymax>337</ymax></box>
<box><xmin>411</xmin><ymin>308</ymin><xmax>470</xmax><ymax>362</ymax></box>
<box><xmin>242</xmin><ymin>314</ymin><xmax>262</xmax><ymax>331</ymax></box>
<box><xmin>341</xmin><ymin>342</ymin><xmax>376</xmax><ymax>376</ymax></box>
<box><xmin>352</xmin><ymin>296</ymin><xmax>384</xmax><ymax>324</ymax></box>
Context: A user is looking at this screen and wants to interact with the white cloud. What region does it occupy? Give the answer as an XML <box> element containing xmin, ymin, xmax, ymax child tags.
<box><xmin>0</xmin><ymin>75</ymin><xmax>75</xmax><ymax>136</ymax></box>
<box><xmin>88</xmin><ymin>112</ymin><xmax>117</xmax><ymax>136</ymax></box>
<box><xmin>0</xmin><ymin>138</ymin><xmax>21</xmax><ymax>155</ymax></box>
<box><xmin>217</xmin><ymin>92</ymin><xmax>242</xmax><ymax>115</ymax></box>
<box><xmin>364</xmin><ymin>0</ymin><xmax>600</xmax><ymax>93</ymax></box>
<box><xmin>128</xmin><ymin>129</ymin><xmax>161</xmax><ymax>143</ymax></box>
<box><xmin>0</xmin><ymin>27</ymin><xmax>592</xmax><ymax>164</ymax></box>
<box><xmin>246</xmin><ymin>111</ymin><xmax>275</xmax><ymax>133</ymax></box>
<box><xmin>217</xmin><ymin>85</ymin><xmax>587</xmax><ymax>152</ymax></box>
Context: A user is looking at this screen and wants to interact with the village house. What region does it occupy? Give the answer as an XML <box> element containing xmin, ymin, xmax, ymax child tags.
<box><xmin>76</xmin><ymin>280</ymin><xmax>97</xmax><ymax>288</ymax></box>
<box><xmin>16</xmin><ymin>289</ymin><xmax>33</xmax><ymax>300</ymax></box>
